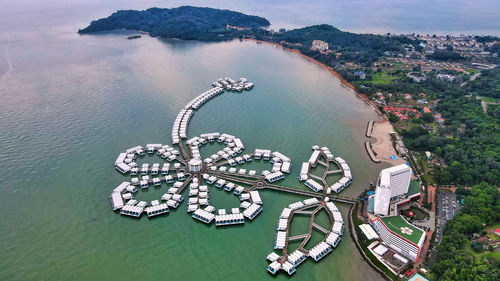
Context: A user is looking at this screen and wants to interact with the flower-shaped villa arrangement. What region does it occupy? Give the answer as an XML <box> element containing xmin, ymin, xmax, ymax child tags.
<box><xmin>110</xmin><ymin>78</ymin><xmax>356</xmax><ymax>276</ymax></box>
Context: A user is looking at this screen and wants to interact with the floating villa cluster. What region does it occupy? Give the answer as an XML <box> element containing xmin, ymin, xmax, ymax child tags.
<box><xmin>266</xmin><ymin>199</ymin><xmax>344</xmax><ymax>275</ymax></box>
<box><xmin>300</xmin><ymin>146</ymin><xmax>353</xmax><ymax>193</ymax></box>
<box><xmin>109</xmin><ymin>78</ymin><xmax>355</xmax><ymax>276</ymax></box>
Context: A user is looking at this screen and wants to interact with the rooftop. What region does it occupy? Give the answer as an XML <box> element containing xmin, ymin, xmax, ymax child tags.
<box><xmin>408</xmin><ymin>274</ymin><xmax>429</xmax><ymax>281</ymax></box>
<box><xmin>408</xmin><ymin>180</ymin><xmax>420</xmax><ymax>197</ymax></box>
<box><xmin>380</xmin><ymin>216</ymin><xmax>424</xmax><ymax>245</ymax></box>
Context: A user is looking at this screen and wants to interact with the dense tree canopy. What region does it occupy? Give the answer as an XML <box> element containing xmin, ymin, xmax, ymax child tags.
<box><xmin>464</xmin><ymin>67</ymin><xmax>500</xmax><ymax>98</ymax></box>
<box><xmin>78</xmin><ymin>6</ymin><xmax>270</xmax><ymax>41</ymax></box>
<box><xmin>270</xmin><ymin>24</ymin><xmax>420</xmax><ymax>66</ymax></box>
<box><xmin>474</xmin><ymin>35</ymin><xmax>500</xmax><ymax>43</ymax></box>
<box><xmin>426</xmin><ymin>50</ymin><xmax>465</xmax><ymax>61</ymax></box>
<box><xmin>432</xmin><ymin>183</ymin><xmax>499</xmax><ymax>281</ymax></box>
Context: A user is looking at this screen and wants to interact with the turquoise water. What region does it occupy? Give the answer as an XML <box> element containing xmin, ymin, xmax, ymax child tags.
<box><xmin>0</xmin><ymin>1</ymin><xmax>432</xmax><ymax>280</ymax></box>
<box><xmin>0</xmin><ymin>31</ymin><xmax>386</xmax><ymax>281</ymax></box>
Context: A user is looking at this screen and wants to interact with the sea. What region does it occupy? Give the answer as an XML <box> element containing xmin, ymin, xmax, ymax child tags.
<box><xmin>0</xmin><ymin>0</ymin><xmax>496</xmax><ymax>280</ymax></box>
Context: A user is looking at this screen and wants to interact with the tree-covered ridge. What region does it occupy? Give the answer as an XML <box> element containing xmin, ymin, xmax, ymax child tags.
<box><xmin>274</xmin><ymin>24</ymin><xmax>415</xmax><ymax>52</ymax></box>
<box><xmin>464</xmin><ymin>67</ymin><xmax>500</xmax><ymax>98</ymax></box>
<box><xmin>433</xmin><ymin>95</ymin><xmax>500</xmax><ymax>185</ymax></box>
<box><xmin>78</xmin><ymin>6</ymin><xmax>270</xmax><ymax>40</ymax></box>
<box><xmin>270</xmin><ymin>24</ymin><xmax>420</xmax><ymax>66</ymax></box>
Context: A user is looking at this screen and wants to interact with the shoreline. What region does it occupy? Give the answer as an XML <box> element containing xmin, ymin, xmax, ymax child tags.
<box><xmin>242</xmin><ymin>38</ymin><xmax>404</xmax><ymax>167</ymax></box>
<box><xmin>242</xmin><ymin>38</ymin><xmax>386</xmax><ymax>120</ymax></box>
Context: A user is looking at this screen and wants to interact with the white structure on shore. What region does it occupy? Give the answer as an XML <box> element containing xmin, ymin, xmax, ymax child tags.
<box><xmin>310</xmin><ymin>40</ymin><xmax>329</xmax><ymax>52</ymax></box>
<box><xmin>373</xmin><ymin>164</ymin><xmax>412</xmax><ymax>216</ymax></box>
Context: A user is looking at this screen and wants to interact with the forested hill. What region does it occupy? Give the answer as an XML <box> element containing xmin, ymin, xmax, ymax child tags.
<box><xmin>78</xmin><ymin>6</ymin><xmax>270</xmax><ymax>40</ymax></box>
<box><xmin>270</xmin><ymin>24</ymin><xmax>420</xmax><ymax>66</ymax></box>
<box><xmin>274</xmin><ymin>24</ymin><xmax>413</xmax><ymax>50</ymax></box>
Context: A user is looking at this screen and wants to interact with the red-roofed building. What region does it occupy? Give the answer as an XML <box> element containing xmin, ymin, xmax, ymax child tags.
<box><xmin>404</xmin><ymin>94</ymin><xmax>412</xmax><ymax>100</ymax></box>
<box><xmin>495</xmin><ymin>228</ymin><xmax>500</xmax><ymax>236</ymax></box>
<box><xmin>423</xmin><ymin>107</ymin><xmax>431</xmax><ymax>113</ymax></box>
<box><xmin>400</xmin><ymin>116</ymin><xmax>408</xmax><ymax>121</ymax></box>
<box><xmin>383</xmin><ymin>105</ymin><xmax>395</xmax><ymax>112</ymax></box>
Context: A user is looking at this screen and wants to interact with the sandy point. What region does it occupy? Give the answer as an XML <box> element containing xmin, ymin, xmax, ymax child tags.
<box><xmin>370</xmin><ymin>121</ymin><xmax>406</xmax><ymax>165</ymax></box>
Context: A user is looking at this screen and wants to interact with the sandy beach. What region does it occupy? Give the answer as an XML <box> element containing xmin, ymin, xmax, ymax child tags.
<box><xmin>370</xmin><ymin>120</ymin><xmax>406</xmax><ymax>165</ymax></box>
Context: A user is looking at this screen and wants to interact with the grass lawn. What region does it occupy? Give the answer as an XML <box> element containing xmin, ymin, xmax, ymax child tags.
<box><xmin>402</xmin><ymin>206</ymin><xmax>429</xmax><ymax>220</ymax></box>
<box><xmin>486</xmin><ymin>223</ymin><xmax>500</xmax><ymax>241</ymax></box>
<box><xmin>369</xmin><ymin>71</ymin><xmax>400</xmax><ymax>85</ymax></box>
<box><xmin>464</xmin><ymin>68</ymin><xmax>480</xmax><ymax>75</ymax></box>
<box><xmin>464</xmin><ymin>239</ymin><xmax>500</xmax><ymax>262</ymax></box>
<box><xmin>381</xmin><ymin>216</ymin><xmax>425</xmax><ymax>245</ymax></box>
<box><xmin>479</xmin><ymin>96</ymin><xmax>498</xmax><ymax>103</ymax></box>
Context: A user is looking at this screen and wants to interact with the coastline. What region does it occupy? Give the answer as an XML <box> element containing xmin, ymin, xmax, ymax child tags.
<box><xmin>369</xmin><ymin>120</ymin><xmax>406</xmax><ymax>165</ymax></box>
<box><xmin>242</xmin><ymin>38</ymin><xmax>386</xmax><ymax>120</ymax></box>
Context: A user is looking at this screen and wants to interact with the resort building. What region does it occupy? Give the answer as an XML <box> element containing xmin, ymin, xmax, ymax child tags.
<box><xmin>371</xmin><ymin>215</ymin><xmax>426</xmax><ymax>262</ymax></box>
<box><xmin>373</xmin><ymin>164</ymin><xmax>412</xmax><ymax>216</ymax></box>
<box><xmin>310</xmin><ymin>40</ymin><xmax>329</xmax><ymax>52</ymax></box>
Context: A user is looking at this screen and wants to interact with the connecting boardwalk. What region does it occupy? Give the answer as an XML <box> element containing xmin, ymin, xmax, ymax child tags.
<box><xmin>178</xmin><ymin>139</ymin><xmax>190</xmax><ymax>162</ymax></box>
<box><xmin>288</xmin><ymin>234</ymin><xmax>309</xmax><ymax>241</ymax></box>
<box><xmin>263</xmin><ymin>184</ymin><xmax>356</xmax><ymax>204</ymax></box>
<box><xmin>313</xmin><ymin>222</ymin><xmax>329</xmax><ymax>234</ymax></box>
<box><xmin>294</xmin><ymin>210</ymin><xmax>314</xmax><ymax>215</ymax></box>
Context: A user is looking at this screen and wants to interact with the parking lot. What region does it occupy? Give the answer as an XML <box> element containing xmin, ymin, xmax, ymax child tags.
<box><xmin>434</xmin><ymin>191</ymin><xmax>461</xmax><ymax>246</ymax></box>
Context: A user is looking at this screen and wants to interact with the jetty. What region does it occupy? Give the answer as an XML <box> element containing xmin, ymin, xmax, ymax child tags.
<box><xmin>366</xmin><ymin>120</ymin><xmax>374</xmax><ymax>137</ymax></box>
<box><xmin>365</xmin><ymin>141</ymin><xmax>381</xmax><ymax>163</ymax></box>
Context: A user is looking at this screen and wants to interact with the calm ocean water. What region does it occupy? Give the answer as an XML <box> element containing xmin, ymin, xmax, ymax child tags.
<box><xmin>0</xmin><ymin>1</ymin><xmax>496</xmax><ymax>280</ymax></box>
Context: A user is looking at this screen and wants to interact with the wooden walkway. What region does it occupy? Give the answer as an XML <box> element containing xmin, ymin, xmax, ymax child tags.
<box><xmin>309</xmin><ymin>174</ymin><xmax>324</xmax><ymax>182</ymax></box>
<box><xmin>177</xmin><ymin>174</ymin><xmax>194</xmax><ymax>194</ymax></box>
<box><xmin>288</xmin><ymin>234</ymin><xmax>308</xmax><ymax>242</ymax></box>
<box><xmin>312</xmin><ymin>222</ymin><xmax>329</xmax><ymax>234</ymax></box>
<box><xmin>317</xmin><ymin>160</ymin><xmax>328</xmax><ymax>167</ymax></box>
<box><xmin>294</xmin><ymin>210</ymin><xmax>314</xmax><ymax>215</ymax></box>
<box><xmin>263</xmin><ymin>184</ymin><xmax>356</xmax><ymax>204</ymax></box>
<box><xmin>178</xmin><ymin>139</ymin><xmax>190</xmax><ymax>161</ymax></box>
